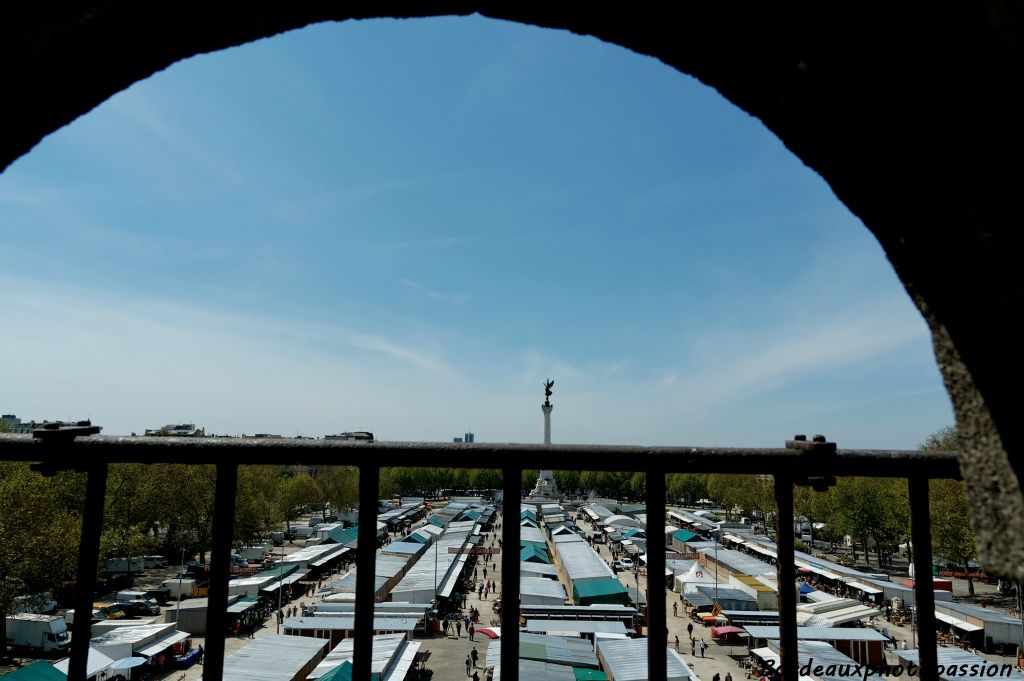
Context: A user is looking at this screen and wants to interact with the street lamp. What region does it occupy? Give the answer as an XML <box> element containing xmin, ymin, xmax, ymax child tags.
<box><xmin>714</xmin><ymin>531</ymin><xmax>719</xmax><ymax>605</ymax></box>
<box><xmin>175</xmin><ymin>548</ymin><xmax>185</xmax><ymax>630</ymax></box>
<box><xmin>276</xmin><ymin>560</ymin><xmax>284</xmax><ymax>634</ymax></box>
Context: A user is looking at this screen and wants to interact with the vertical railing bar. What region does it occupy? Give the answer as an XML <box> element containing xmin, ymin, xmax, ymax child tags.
<box><xmin>354</xmin><ymin>465</ymin><xmax>380</xmax><ymax>681</ymax></box>
<box><xmin>69</xmin><ymin>462</ymin><xmax>108</xmax><ymax>681</ymax></box>
<box><xmin>909</xmin><ymin>476</ymin><xmax>938</xmax><ymax>681</ymax></box>
<box><xmin>774</xmin><ymin>474</ymin><xmax>798</xmax><ymax>681</ymax></box>
<box><xmin>501</xmin><ymin>467</ymin><xmax>521</xmax><ymax>681</ymax></box>
<box><xmin>646</xmin><ymin>471</ymin><xmax>667</xmax><ymax>680</ymax></box>
<box><xmin>204</xmin><ymin>462</ymin><xmax>238</xmax><ymax>681</ymax></box>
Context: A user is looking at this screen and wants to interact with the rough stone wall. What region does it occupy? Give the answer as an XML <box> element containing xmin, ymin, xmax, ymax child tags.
<box><xmin>1</xmin><ymin>4</ymin><xmax>1022</xmax><ymax>578</ymax></box>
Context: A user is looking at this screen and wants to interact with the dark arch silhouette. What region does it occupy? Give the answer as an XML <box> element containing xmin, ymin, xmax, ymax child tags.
<box><xmin>2</xmin><ymin>5</ymin><xmax>1022</xmax><ymax>579</ymax></box>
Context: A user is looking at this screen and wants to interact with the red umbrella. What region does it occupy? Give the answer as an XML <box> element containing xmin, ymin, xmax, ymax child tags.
<box><xmin>477</xmin><ymin>627</ymin><xmax>500</xmax><ymax>639</ymax></box>
<box><xmin>711</xmin><ymin>625</ymin><xmax>748</xmax><ymax>638</ymax></box>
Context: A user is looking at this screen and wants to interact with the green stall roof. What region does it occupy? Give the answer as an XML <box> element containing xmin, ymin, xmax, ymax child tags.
<box><xmin>573</xmin><ymin>578</ymin><xmax>630</xmax><ymax>606</ymax></box>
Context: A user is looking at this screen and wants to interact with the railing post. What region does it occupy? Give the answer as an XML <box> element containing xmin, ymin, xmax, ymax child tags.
<box><xmin>354</xmin><ymin>465</ymin><xmax>380</xmax><ymax>681</ymax></box>
<box><xmin>69</xmin><ymin>463</ymin><xmax>107</xmax><ymax>681</ymax></box>
<box><xmin>646</xmin><ymin>471</ymin><xmax>667</xmax><ymax>680</ymax></box>
<box><xmin>774</xmin><ymin>472</ymin><xmax>798</xmax><ymax>681</ymax></box>
<box><xmin>501</xmin><ymin>467</ymin><xmax>521</xmax><ymax>681</ymax></box>
<box><xmin>909</xmin><ymin>476</ymin><xmax>938</xmax><ymax>681</ymax></box>
<box><xmin>203</xmin><ymin>462</ymin><xmax>238</xmax><ymax>681</ymax></box>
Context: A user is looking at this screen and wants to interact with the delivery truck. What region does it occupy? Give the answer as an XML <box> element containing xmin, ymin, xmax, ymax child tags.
<box><xmin>5</xmin><ymin>614</ymin><xmax>70</xmax><ymax>654</ymax></box>
<box><xmin>234</xmin><ymin>544</ymin><xmax>271</xmax><ymax>563</ymax></box>
<box><xmin>100</xmin><ymin>557</ymin><xmax>145</xmax><ymax>575</ymax></box>
<box><xmin>160</xmin><ymin>578</ymin><xmax>197</xmax><ymax>600</ymax></box>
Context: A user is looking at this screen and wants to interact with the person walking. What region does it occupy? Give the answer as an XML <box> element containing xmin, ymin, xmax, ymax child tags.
<box><xmin>691</xmin><ymin>638</ymin><xmax>696</xmax><ymax>656</ymax></box>
<box><xmin>456</xmin><ymin>620</ymin><xmax>462</xmax><ymax>638</ymax></box>
<box><xmin>700</xmin><ymin>638</ymin><xmax>707</xmax><ymax>658</ymax></box>
<box><xmin>197</xmin><ymin>645</ymin><xmax>204</xmax><ymax>665</ymax></box>
<box><xmin>687</xmin><ymin>622</ymin><xmax>693</xmax><ymax>639</ymax></box>
<box><xmin>472</xmin><ymin>647</ymin><xmax>480</xmax><ymax>668</ymax></box>
<box><xmin>466</xmin><ymin>655</ymin><xmax>472</xmax><ymax>677</ymax></box>
<box><xmin>469</xmin><ymin>623</ymin><xmax>475</xmax><ymax>641</ymax></box>
<box><xmin>675</xmin><ymin>635</ymin><xmax>680</xmax><ymax>651</ymax></box>
<box><xmin>713</xmin><ymin>673</ymin><xmax>721</xmax><ymax>681</ymax></box>
<box><xmin>673</xmin><ymin>602</ymin><xmax>678</xmax><ymax>617</ymax></box>
<box><xmin>725</xmin><ymin>673</ymin><xmax>733</xmax><ymax>681</ymax></box>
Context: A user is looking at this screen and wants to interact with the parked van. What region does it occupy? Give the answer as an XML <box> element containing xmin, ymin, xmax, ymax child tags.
<box><xmin>115</xmin><ymin>591</ymin><xmax>161</xmax><ymax>615</ymax></box>
<box><xmin>143</xmin><ymin>555</ymin><xmax>168</xmax><ymax>569</ymax></box>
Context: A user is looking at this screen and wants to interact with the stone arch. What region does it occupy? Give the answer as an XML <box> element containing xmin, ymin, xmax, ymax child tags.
<box><xmin>3</xmin><ymin>5</ymin><xmax>1022</xmax><ymax>579</ymax></box>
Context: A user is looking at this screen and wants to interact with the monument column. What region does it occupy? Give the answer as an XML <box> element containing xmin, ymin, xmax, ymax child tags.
<box><xmin>533</xmin><ymin>378</ymin><xmax>558</xmax><ymax>497</ymax></box>
<box><xmin>542</xmin><ymin>403</ymin><xmax>553</xmax><ymax>446</ymax></box>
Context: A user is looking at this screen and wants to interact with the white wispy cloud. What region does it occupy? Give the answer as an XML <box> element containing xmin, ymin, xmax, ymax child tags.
<box><xmin>400</xmin><ymin>277</ymin><xmax>470</xmax><ymax>306</ymax></box>
<box><xmin>663</xmin><ymin>296</ymin><xmax>930</xmax><ymax>411</ymax></box>
<box><xmin>427</xmin><ymin>291</ymin><xmax>470</xmax><ymax>305</ymax></box>
<box><xmin>102</xmin><ymin>89</ymin><xmax>247</xmax><ymax>188</ymax></box>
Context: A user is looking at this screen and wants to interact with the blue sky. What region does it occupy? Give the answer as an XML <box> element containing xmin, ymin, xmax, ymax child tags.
<box><xmin>0</xmin><ymin>16</ymin><xmax>953</xmax><ymax>446</ymax></box>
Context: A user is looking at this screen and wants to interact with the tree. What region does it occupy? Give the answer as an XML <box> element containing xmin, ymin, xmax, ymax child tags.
<box><xmin>552</xmin><ymin>470</ymin><xmax>580</xmax><ymax>495</ymax></box>
<box><xmin>103</xmin><ymin>464</ymin><xmax>162</xmax><ymax>584</ymax></box>
<box><xmin>276</xmin><ymin>472</ymin><xmax>318</xmax><ymax>536</ymax></box>
<box><xmin>668</xmin><ymin>473</ymin><xmax>709</xmax><ymax>504</ymax></box>
<box><xmin>145</xmin><ymin>464</ymin><xmax>216</xmax><ymax>563</ymax></box>
<box><xmin>315</xmin><ymin>466</ymin><xmax>359</xmax><ymax>516</ymax></box>
<box><xmin>628</xmin><ymin>472</ymin><xmax>647</xmax><ymax>500</ymax></box>
<box><xmin>919</xmin><ymin>425</ymin><xmax>958</xmax><ymax>452</ymax></box>
<box><xmin>830</xmin><ymin>477</ymin><xmax>907</xmax><ymax>566</ymax></box>
<box><xmin>706</xmin><ymin>474</ymin><xmax>772</xmax><ymax>524</ymax></box>
<box><xmin>0</xmin><ymin>463</ymin><xmax>83</xmax><ymax>654</ymax></box>
<box><xmin>234</xmin><ymin>465</ymin><xmax>283</xmax><ymax>546</ymax></box>
<box><xmin>921</xmin><ymin>427</ymin><xmax>978</xmax><ymax>594</ymax></box>
<box><xmin>472</xmin><ymin>468</ymin><xmax>502</xmax><ymax>491</ymax></box>
<box><xmin>795</xmin><ymin>484</ymin><xmax>839</xmax><ymax>551</ymax></box>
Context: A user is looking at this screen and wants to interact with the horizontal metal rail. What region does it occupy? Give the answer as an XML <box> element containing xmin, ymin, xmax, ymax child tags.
<box><xmin>0</xmin><ymin>434</ymin><xmax>962</xmax><ymax>477</ymax></box>
<box><xmin>0</xmin><ymin>433</ymin><xmax>955</xmax><ymax>681</ymax></box>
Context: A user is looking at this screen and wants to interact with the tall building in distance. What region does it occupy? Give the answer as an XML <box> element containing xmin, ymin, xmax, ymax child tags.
<box><xmin>454</xmin><ymin>432</ymin><xmax>475</xmax><ymax>443</ymax></box>
<box><xmin>1</xmin><ymin>414</ymin><xmax>31</xmax><ymax>433</ymax></box>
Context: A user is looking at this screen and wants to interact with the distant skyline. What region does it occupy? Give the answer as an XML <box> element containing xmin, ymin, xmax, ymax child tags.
<box><xmin>0</xmin><ymin>17</ymin><xmax>953</xmax><ymax>448</ymax></box>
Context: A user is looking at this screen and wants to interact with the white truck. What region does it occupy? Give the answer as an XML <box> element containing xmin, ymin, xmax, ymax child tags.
<box><xmin>160</xmin><ymin>578</ymin><xmax>197</xmax><ymax>600</ymax></box>
<box><xmin>234</xmin><ymin>544</ymin><xmax>270</xmax><ymax>563</ymax></box>
<box><xmin>100</xmin><ymin>557</ymin><xmax>145</xmax><ymax>575</ymax></box>
<box><xmin>5</xmin><ymin>614</ymin><xmax>70</xmax><ymax>654</ymax></box>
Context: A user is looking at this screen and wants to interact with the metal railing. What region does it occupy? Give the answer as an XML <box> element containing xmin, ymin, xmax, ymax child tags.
<box><xmin>0</xmin><ymin>432</ymin><xmax>961</xmax><ymax>681</ymax></box>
